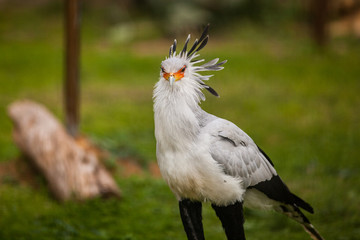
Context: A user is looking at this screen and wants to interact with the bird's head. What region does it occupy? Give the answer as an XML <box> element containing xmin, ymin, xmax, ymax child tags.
<box><xmin>159</xmin><ymin>24</ymin><xmax>227</xmax><ymax>98</ymax></box>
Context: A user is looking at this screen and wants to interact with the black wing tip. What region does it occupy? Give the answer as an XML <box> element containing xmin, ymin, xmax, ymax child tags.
<box><xmin>292</xmin><ymin>193</ymin><xmax>314</xmax><ymax>214</ymax></box>
<box><xmin>251</xmin><ymin>175</ymin><xmax>314</xmax><ymax>213</ymax></box>
<box><xmin>255</xmin><ymin>146</ymin><xmax>314</xmax><ymax>214</ymax></box>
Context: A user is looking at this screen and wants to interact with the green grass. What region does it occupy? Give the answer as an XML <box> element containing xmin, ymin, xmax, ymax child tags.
<box><xmin>1</xmin><ymin>5</ymin><xmax>360</xmax><ymax>240</ymax></box>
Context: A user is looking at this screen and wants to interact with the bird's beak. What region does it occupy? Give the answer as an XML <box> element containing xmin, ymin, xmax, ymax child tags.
<box><xmin>169</xmin><ymin>75</ymin><xmax>176</xmax><ymax>86</ymax></box>
<box><xmin>162</xmin><ymin>68</ymin><xmax>185</xmax><ymax>86</ymax></box>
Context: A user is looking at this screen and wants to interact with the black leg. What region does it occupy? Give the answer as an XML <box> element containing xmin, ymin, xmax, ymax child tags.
<box><xmin>212</xmin><ymin>201</ymin><xmax>246</xmax><ymax>240</ymax></box>
<box><xmin>179</xmin><ymin>199</ymin><xmax>205</xmax><ymax>240</ymax></box>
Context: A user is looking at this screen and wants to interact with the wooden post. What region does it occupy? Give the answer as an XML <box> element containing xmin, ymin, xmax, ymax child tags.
<box><xmin>309</xmin><ymin>0</ymin><xmax>330</xmax><ymax>46</ymax></box>
<box><xmin>64</xmin><ymin>0</ymin><xmax>81</xmax><ymax>137</ymax></box>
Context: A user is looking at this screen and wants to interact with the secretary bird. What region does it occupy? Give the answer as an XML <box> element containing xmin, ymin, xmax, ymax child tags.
<box><xmin>153</xmin><ymin>24</ymin><xmax>324</xmax><ymax>240</ymax></box>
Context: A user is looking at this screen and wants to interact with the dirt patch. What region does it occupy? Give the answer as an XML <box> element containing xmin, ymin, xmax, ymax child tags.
<box><xmin>148</xmin><ymin>161</ymin><xmax>161</xmax><ymax>178</ymax></box>
<box><xmin>117</xmin><ymin>158</ymin><xmax>144</xmax><ymax>177</ymax></box>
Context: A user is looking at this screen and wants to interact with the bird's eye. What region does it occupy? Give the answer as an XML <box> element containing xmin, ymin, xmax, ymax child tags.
<box><xmin>180</xmin><ymin>65</ymin><xmax>186</xmax><ymax>73</ymax></box>
<box><xmin>161</xmin><ymin>66</ymin><xmax>165</xmax><ymax>73</ymax></box>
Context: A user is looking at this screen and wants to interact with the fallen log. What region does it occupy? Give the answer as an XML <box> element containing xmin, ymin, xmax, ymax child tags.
<box><xmin>7</xmin><ymin>100</ymin><xmax>121</xmax><ymax>201</ymax></box>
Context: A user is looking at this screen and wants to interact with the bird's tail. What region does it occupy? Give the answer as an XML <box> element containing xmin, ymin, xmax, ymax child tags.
<box><xmin>275</xmin><ymin>204</ymin><xmax>325</xmax><ymax>240</ymax></box>
<box><xmin>302</xmin><ymin>222</ymin><xmax>325</xmax><ymax>240</ymax></box>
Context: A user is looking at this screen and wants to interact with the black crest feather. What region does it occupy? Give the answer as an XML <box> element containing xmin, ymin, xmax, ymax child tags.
<box><xmin>187</xmin><ymin>24</ymin><xmax>209</xmax><ymax>58</ymax></box>
<box><xmin>173</xmin><ymin>39</ymin><xmax>177</xmax><ymax>53</ymax></box>
<box><xmin>181</xmin><ymin>34</ymin><xmax>191</xmax><ymax>57</ymax></box>
<box><xmin>167</xmin><ymin>24</ymin><xmax>226</xmax><ymax>98</ymax></box>
<box><xmin>195</xmin><ymin>36</ymin><xmax>209</xmax><ymax>54</ymax></box>
<box><xmin>200</xmin><ymin>82</ymin><xmax>219</xmax><ymax>97</ymax></box>
<box><xmin>169</xmin><ymin>39</ymin><xmax>177</xmax><ymax>57</ymax></box>
<box><xmin>187</xmin><ymin>39</ymin><xmax>199</xmax><ymax>57</ymax></box>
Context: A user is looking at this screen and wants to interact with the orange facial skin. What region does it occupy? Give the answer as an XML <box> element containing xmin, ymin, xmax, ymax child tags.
<box><xmin>162</xmin><ymin>65</ymin><xmax>186</xmax><ymax>82</ymax></box>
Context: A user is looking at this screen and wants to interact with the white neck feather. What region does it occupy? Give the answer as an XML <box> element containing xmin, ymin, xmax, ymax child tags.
<box><xmin>153</xmin><ymin>50</ymin><xmax>225</xmax><ymax>151</ymax></box>
<box><xmin>153</xmin><ymin>77</ymin><xmax>203</xmax><ymax>150</ymax></box>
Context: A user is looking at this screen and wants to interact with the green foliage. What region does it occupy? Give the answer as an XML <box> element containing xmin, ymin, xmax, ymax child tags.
<box><xmin>0</xmin><ymin>4</ymin><xmax>360</xmax><ymax>240</ymax></box>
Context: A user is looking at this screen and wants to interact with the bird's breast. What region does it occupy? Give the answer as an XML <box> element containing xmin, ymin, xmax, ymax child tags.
<box><xmin>156</xmin><ymin>143</ymin><xmax>246</xmax><ymax>205</ymax></box>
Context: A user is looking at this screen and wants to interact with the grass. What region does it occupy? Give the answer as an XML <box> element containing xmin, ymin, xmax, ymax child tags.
<box><xmin>1</xmin><ymin>4</ymin><xmax>360</xmax><ymax>240</ymax></box>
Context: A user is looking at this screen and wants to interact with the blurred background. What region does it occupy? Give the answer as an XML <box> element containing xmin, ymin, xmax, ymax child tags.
<box><xmin>0</xmin><ymin>0</ymin><xmax>359</xmax><ymax>239</ymax></box>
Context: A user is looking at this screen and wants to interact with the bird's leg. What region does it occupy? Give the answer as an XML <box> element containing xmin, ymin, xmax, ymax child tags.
<box><xmin>179</xmin><ymin>199</ymin><xmax>205</xmax><ymax>240</ymax></box>
<box><xmin>212</xmin><ymin>201</ymin><xmax>246</xmax><ymax>240</ymax></box>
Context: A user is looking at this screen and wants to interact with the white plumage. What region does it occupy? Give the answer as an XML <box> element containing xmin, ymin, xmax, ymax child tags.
<box><xmin>153</xmin><ymin>25</ymin><xmax>324</xmax><ymax>240</ymax></box>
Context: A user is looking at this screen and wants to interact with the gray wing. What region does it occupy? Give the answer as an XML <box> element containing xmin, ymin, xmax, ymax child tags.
<box><xmin>200</xmin><ymin>116</ymin><xmax>314</xmax><ymax>213</ymax></box>
<box><xmin>204</xmin><ymin>118</ymin><xmax>277</xmax><ymax>188</ymax></box>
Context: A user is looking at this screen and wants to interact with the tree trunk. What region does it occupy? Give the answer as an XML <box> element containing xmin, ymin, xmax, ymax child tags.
<box><xmin>64</xmin><ymin>0</ymin><xmax>81</xmax><ymax>137</ymax></box>
<box><xmin>309</xmin><ymin>0</ymin><xmax>330</xmax><ymax>46</ymax></box>
<box><xmin>7</xmin><ymin>100</ymin><xmax>121</xmax><ymax>201</ymax></box>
